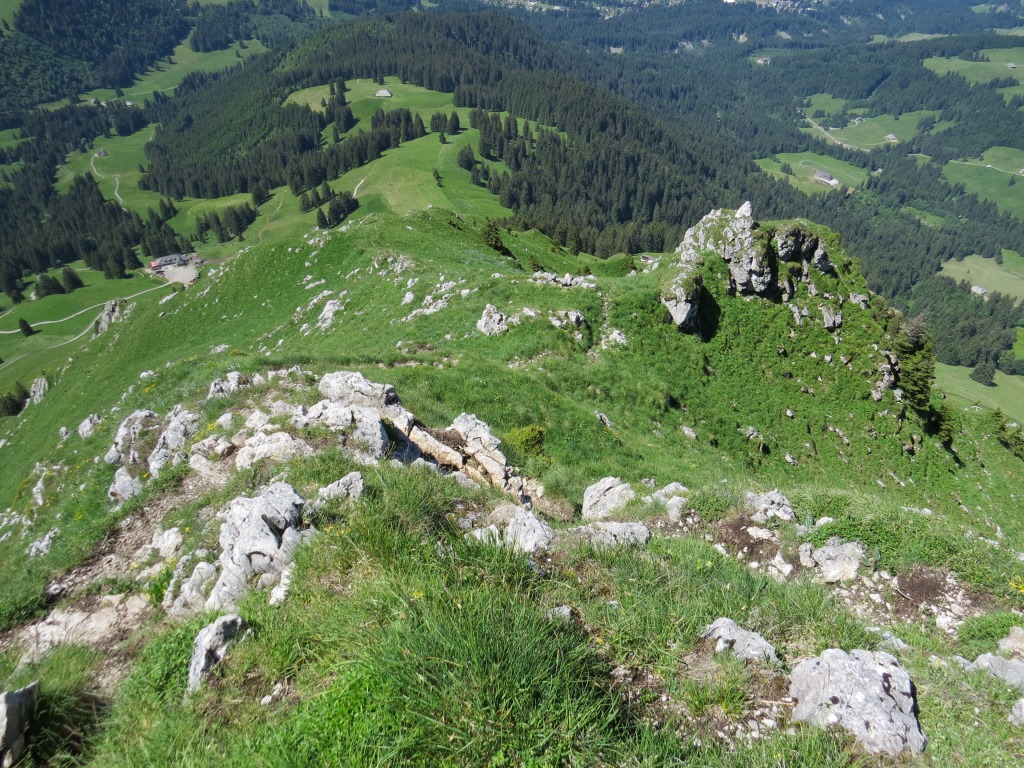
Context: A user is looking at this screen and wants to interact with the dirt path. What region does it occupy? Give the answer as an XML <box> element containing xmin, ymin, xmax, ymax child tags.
<box><xmin>353</xmin><ymin>176</ymin><xmax>368</xmax><ymax>197</ymax></box>
<box><xmin>948</xmin><ymin>159</ymin><xmax>1024</xmax><ymax>176</ymax></box>
<box><xmin>0</xmin><ymin>284</ymin><xmax>166</xmax><ymax>335</ymax></box>
<box><xmin>258</xmin><ymin>195</ymin><xmax>286</xmax><ymax>243</ymax></box>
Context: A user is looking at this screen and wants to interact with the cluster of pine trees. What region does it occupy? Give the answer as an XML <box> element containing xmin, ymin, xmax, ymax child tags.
<box><xmin>195</xmin><ymin>204</ymin><xmax>259</xmax><ymax>244</ymax></box>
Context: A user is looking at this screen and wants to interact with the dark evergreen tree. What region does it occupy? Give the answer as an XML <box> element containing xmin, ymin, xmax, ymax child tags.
<box><xmin>18</xmin><ymin>318</ymin><xmax>33</xmax><ymax>336</ymax></box>
<box><xmin>60</xmin><ymin>266</ymin><xmax>84</xmax><ymax>292</ymax></box>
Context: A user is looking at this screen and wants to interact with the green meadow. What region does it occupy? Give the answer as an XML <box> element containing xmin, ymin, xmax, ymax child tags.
<box><xmin>40</xmin><ymin>37</ymin><xmax>267</xmax><ymax>110</ymax></box>
<box><xmin>827</xmin><ymin>110</ymin><xmax>939</xmax><ymax>149</ymax></box>
<box><xmin>924</xmin><ymin>47</ymin><xmax>1024</xmax><ymax>102</ymax></box>
<box><xmin>942</xmin><ymin>146</ymin><xmax>1024</xmax><ymax>220</ymax></box>
<box><xmin>937</xmin><ymin>362</ymin><xmax>1024</xmax><ymax>425</ymax></box>
<box><xmin>939</xmin><ymin>250</ymin><xmax>1024</xmax><ymax>300</ymax></box>
<box><xmin>756</xmin><ymin>152</ymin><xmax>867</xmax><ymax>194</ymax></box>
<box><xmin>0</xmin><ymin>264</ymin><xmax>164</xmax><ymax>394</ymax></box>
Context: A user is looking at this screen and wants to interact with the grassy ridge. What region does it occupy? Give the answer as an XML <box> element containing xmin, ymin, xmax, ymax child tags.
<box><xmin>924</xmin><ymin>47</ymin><xmax>1024</xmax><ymax>102</ymax></box>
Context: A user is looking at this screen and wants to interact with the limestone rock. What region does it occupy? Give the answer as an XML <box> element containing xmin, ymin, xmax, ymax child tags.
<box><xmin>529</xmin><ymin>271</ymin><xmax>597</xmax><ymax>289</ymax></box>
<box><xmin>969</xmin><ymin>653</ymin><xmax>1024</xmax><ymax>692</ymax></box>
<box><xmin>206</xmin><ymin>483</ymin><xmax>307</xmax><ymax>611</ymax></box>
<box><xmin>316</xmin><ymin>472</ymin><xmax>365</xmax><ymax>505</ymax></box>
<box><xmin>408</xmin><ymin>426</ymin><xmax>464</xmax><ymax>468</ymax></box>
<box><xmin>807</xmin><ymin>537</ymin><xmax>864</xmax><ymax>583</ymax></box>
<box><xmin>318</xmin><ymin>371</ymin><xmax>400</xmax><ymax>410</ymax></box>
<box><xmin>165</xmin><ymin>561</ymin><xmax>217</xmax><ymax>618</ymax></box>
<box><xmin>505</xmin><ymin>507</ymin><xmax>555</xmax><ymax>554</ymax></box>
<box><xmin>1010</xmin><ymin>698</ymin><xmax>1024</xmax><ymax>727</ymax></box>
<box><xmin>187</xmin><ymin>614</ymin><xmax>251</xmax><ymax>693</ymax></box>
<box><xmin>104</xmin><ymin>409</ymin><xmax>158</xmax><ymax>464</ymax></box>
<box><xmin>234</xmin><ymin>431</ymin><xmax>313</xmax><ymax>471</ymax></box>
<box><xmin>702</xmin><ymin>618</ymin><xmax>779</xmax><ymax>663</ymax></box>
<box><xmin>207</xmin><ymin>371</ymin><xmax>251</xmax><ymax>400</ymax></box>
<box><xmin>58</xmin><ymin>426</ymin><xmax>70</xmax><ymax>441</ymax></box>
<box><xmin>477</xmin><ymin>304</ymin><xmax>509</xmax><ymax>335</ymax></box>
<box><xmin>78</xmin><ymin>414</ymin><xmax>101</xmax><ymax>439</ymax></box>
<box><xmin>582</xmin><ymin>477</ymin><xmax>636</xmax><ymax>521</ymax></box>
<box><xmin>450</xmin><ymin>413</ymin><xmax>526</xmax><ymax>502</ymax></box>
<box><xmin>107</xmin><ymin>467</ymin><xmax>143</xmax><ymax>503</ymax></box>
<box><xmin>548</xmin><ymin>310</ymin><xmax>585</xmax><ymax>330</ymax></box>
<box><xmin>94</xmin><ymin>299</ymin><xmax>125</xmax><ymax>336</ymax></box>
<box><xmin>148</xmin><ymin>405</ymin><xmax>199</xmax><ymax>477</ymax></box>
<box><xmin>745</xmin><ymin>489</ymin><xmax>794</xmax><ymax>522</ymax></box>
<box><xmin>29</xmin><ymin>376</ymin><xmax>48</xmax><ymax>405</ymax></box>
<box><xmin>790</xmin><ymin>649</ymin><xmax>926</xmax><ymax>756</ymax></box>
<box><xmin>661</xmin><ymin>236</ymin><xmax>704</xmax><ymax>333</ymax></box>
<box><xmin>998</xmin><ymin>626</ymin><xmax>1024</xmax><ymax>659</ymax></box>
<box><xmin>569</xmin><ymin>521</ymin><xmax>650</xmax><ymax>548</ymax></box>
<box><xmin>1</xmin><ymin>682</ymin><xmax>39</xmax><ymax>768</ymax></box>
<box><xmin>295</xmin><ymin>401</ymin><xmax>390</xmax><ymax>462</ymax></box>
<box><xmin>820</xmin><ymin>304</ymin><xmax>843</xmax><ymax>331</ymax></box>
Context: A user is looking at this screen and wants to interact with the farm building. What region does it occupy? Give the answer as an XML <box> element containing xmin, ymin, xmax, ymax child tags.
<box><xmin>150</xmin><ymin>254</ymin><xmax>189</xmax><ymax>270</ymax></box>
<box><xmin>813</xmin><ymin>170</ymin><xmax>840</xmax><ymax>187</ymax></box>
<box><xmin>375</xmin><ymin>89</ymin><xmax>392</xmax><ymax>98</ymax></box>
<box><xmin>96</xmin><ymin>149</ymin><xmax>108</xmax><ymax>158</ymax></box>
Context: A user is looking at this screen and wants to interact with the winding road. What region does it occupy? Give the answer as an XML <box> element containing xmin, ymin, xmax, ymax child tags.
<box><xmin>0</xmin><ymin>284</ymin><xmax>166</xmax><ymax>335</ymax></box>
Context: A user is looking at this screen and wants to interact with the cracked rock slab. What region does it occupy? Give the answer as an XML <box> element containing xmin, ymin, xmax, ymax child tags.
<box><xmin>790</xmin><ymin>649</ymin><xmax>926</xmax><ymax>756</ymax></box>
<box><xmin>582</xmin><ymin>477</ymin><xmax>635</xmax><ymax>521</ymax></box>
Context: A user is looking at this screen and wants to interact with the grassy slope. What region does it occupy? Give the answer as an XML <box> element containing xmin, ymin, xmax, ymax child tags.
<box><xmin>942</xmin><ymin>146</ymin><xmax>1024</xmax><ymax>220</ymax></box>
<box><xmin>923</xmin><ymin>47</ymin><xmax>1024</xmax><ymax>102</ymax></box>
<box><xmin>39</xmin><ymin>37</ymin><xmax>268</xmax><ymax>111</ymax></box>
<box><xmin>939</xmin><ymin>249</ymin><xmax>1024</xmax><ymax>300</ymax></box>
<box><xmin>937</xmin><ymin>361</ymin><xmax>1024</xmax><ymax>424</ymax></box>
<box><xmin>6</xmin><ymin>79</ymin><xmax>1024</xmax><ymax>767</ymax></box>
<box><xmin>0</xmin><ymin>264</ymin><xmax>165</xmax><ymax>394</ymax></box>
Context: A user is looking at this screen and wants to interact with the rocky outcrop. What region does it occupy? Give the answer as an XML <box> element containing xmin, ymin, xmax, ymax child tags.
<box><xmin>820</xmin><ymin>304</ymin><xmax>842</xmax><ymax>331</ymax></box>
<box><xmin>78</xmin><ymin>414</ymin><xmax>101</xmax><ymax>439</ymax></box>
<box><xmin>702</xmin><ymin>618</ymin><xmax>779</xmax><ymax>663</ymax></box>
<box><xmin>29</xmin><ymin>376</ymin><xmax>48</xmax><ymax>405</ymax></box>
<box><xmin>504</xmin><ymin>507</ymin><xmax>555</xmax><ymax>554</ymax></box>
<box><xmin>799</xmin><ymin>538</ymin><xmax>864</xmax><ymax>583</ymax></box>
<box><xmin>745</xmin><ymin>489</ymin><xmax>794</xmax><ymax>522</ymax></box>
<box><xmin>581</xmin><ymin>477</ymin><xmax>635</xmax><ymax>521</ymax></box>
<box><xmin>234</xmin><ymin>431</ymin><xmax>314</xmax><ymax>471</ymax></box>
<box><xmin>548</xmin><ymin>310</ymin><xmax>585</xmax><ymax>330</ymax></box>
<box><xmin>967</xmin><ymin>653</ymin><xmax>1024</xmax><ymax>692</ymax></box>
<box><xmin>187</xmin><ymin>614</ymin><xmax>251</xmax><ymax>693</ymax></box>
<box><xmin>315</xmin><ymin>472</ymin><xmax>365</xmax><ymax>506</ymax></box>
<box><xmin>568</xmin><ymin>521</ymin><xmax>650</xmax><ymax>548</ymax></box>
<box><xmin>94</xmin><ymin>299</ymin><xmax>126</xmax><ymax>336</ymax></box>
<box><xmin>148</xmin><ymin>405</ymin><xmax>199</xmax><ymax>477</ymax></box>
<box><xmin>449</xmin><ymin>413</ymin><xmax>527</xmax><ymax>502</ymax></box>
<box><xmin>999</xmin><ymin>626</ymin><xmax>1024</xmax><ymax>659</ymax></box>
<box><xmin>477</xmin><ymin>304</ymin><xmax>509</xmax><ymax>336</ymax></box>
<box><xmin>204</xmin><ymin>483</ymin><xmax>311</xmax><ymax>612</ymax></box>
<box><xmin>207</xmin><ymin>372</ymin><xmax>251</xmax><ymax>400</ymax></box>
<box><xmin>107</xmin><ymin>467</ymin><xmax>142</xmax><ymax>503</ymax></box>
<box><xmin>529</xmin><ymin>272</ymin><xmax>597</xmax><ymax>289</ymax></box>
<box><xmin>790</xmin><ymin>649</ymin><xmax>926</xmax><ymax>756</ymax></box>
<box><xmin>1</xmin><ymin>682</ymin><xmax>39</xmax><ymax>768</ymax></box>
<box><xmin>104</xmin><ymin>409</ymin><xmax>158</xmax><ymax>465</ymax></box>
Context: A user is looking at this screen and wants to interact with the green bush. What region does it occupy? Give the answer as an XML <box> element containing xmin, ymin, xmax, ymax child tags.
<box><xmin>505</xmin><ymin>424</ymin><xmax>545</xmax><ymax>458</ymax></box>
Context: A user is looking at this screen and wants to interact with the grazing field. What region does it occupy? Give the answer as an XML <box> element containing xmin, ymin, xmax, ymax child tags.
<box><xmin>0</xmin><ymin>128</ymin><xmax>25</xmax><ymax>150</ymax></box>
<box><xmin>755</xmin><ymin>152</ymin><xmax>867</xmax><ymax>195</ymax></box>
<box><xmin>55</xmin><ymin>124</ymin><xmax>265</xmax><ymax>245</ymax></box>
<box><xmin>0</xmin><ymin>264</ymin><xmax>164</xmax><ymax>393</ymax></box>
<box><xmin>942</xmin><ymin>146</ymin><xmax>1024</xmax><ymax>220</ymax></box>
<box><xmin>939</xmin><ymin>250</ymin><xmax>1024</xmax><ymax>300</ymax></box>
<box><xmin>40</xmin><ymin>37</ymin><xmax>266</xmax><ymax>110</ymax></box>
<box><xmin>802</xmin><ymin>93</ymin><xmax>848</xmax><ymax>117</ymax></box>
<box><xmin>937</xmin><ymin>362</ymin><xmax>1024</xmax><ymax>425</ymax></box>
<box><xmin>923</xmin><ymin>47</ymin><xmax>1024</xmax><ymax>102</ymax></box>
<box><xmin>816</xmin><ymin>110</ymin><xmax>939</xmax><ymax>150</ymax></box>
<box><xmin>288</xmin><ymin>78</ymin><xmax>514</xmax><ymax>219</ymax></box>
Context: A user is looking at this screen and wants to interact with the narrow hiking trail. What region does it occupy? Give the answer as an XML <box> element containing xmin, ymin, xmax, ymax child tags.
<box><xmin>0</xmin><ymin>284</ymin><xmax>166</xmax><ymax>335</ymax></box>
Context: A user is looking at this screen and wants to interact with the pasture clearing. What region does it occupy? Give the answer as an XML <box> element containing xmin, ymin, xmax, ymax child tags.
<box><xmin>942</xmin><ymin>146</ymin><xmax>1024</xmax><ymax>220</ymax></box>
<box><xmin>756</xmin><ymin>152</ymin><xmax>867</xmax><ymax>195</ymax></box>
<box><xmin>923</xmin><ymin>47</ymin><xmax>1024</xmax><ymax>103</ymax></box>
<box><xmin>40</xmin><ymin>37</ymin><xmax>266</xmax><ymax>110</ymax></box>
<box><xmin>936</xmin><ymin>362</ymin><xmax>1024</xmax><ymax>425</ymax></box>
<box><xmin>939</xmin><ymin>250</ymin><xmax>1024</xmax><ymax>300</ymax></box>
